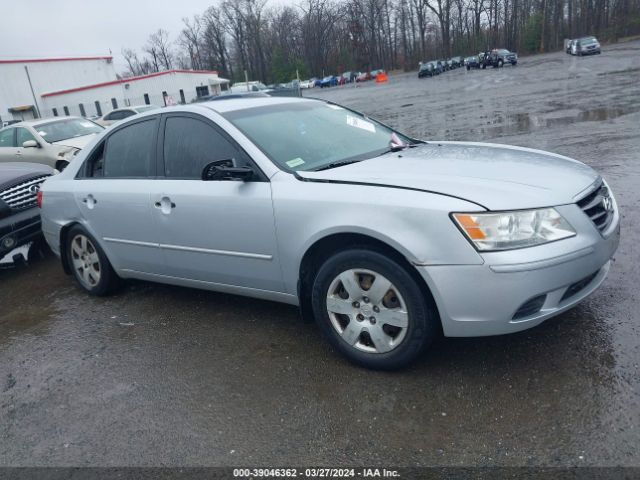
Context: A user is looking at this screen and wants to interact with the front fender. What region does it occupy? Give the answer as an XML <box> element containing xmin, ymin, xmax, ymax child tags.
<box><xmin>271</xmin><ymin>173</ymin><xmax>484</xmax><ymax>295</ymax></box>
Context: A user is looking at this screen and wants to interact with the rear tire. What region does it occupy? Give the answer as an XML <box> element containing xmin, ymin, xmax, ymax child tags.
<box><xmin>66</xmin><ymin>225</ymin><xmax>120</xmax><ymax>296</ymax></box>
<box><xmin>311</xmin><ymin>249</ymin><xmax>438</xmax><ymax>370</ymax></box>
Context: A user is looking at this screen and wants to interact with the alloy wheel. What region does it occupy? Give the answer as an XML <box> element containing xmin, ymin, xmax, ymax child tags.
<box><xmin>70</xmin><ymin>234</ymin><xmax>101</xmax><ymax>289</ymax></box>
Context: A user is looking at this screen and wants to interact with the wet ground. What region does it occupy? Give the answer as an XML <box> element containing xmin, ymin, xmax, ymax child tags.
<box><xmin>2</xmin><ymin>41</ymin><xmax>640</xmax><ymax>467</ymax></box>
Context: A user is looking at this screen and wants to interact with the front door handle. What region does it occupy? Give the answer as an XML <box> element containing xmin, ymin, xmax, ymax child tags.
<box><xmin>154</xmin><ymin>196</ymin><xmax>176</xmax><ymax>214</ymax></box>
<box><xmin>82</xmin><ymin>194</ymin><xmax>97</xmax><ymax>209</ymax></box>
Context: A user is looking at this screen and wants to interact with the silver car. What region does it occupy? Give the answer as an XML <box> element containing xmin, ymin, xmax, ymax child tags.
<box><xmin>0</xmin><ymin>117</ymin><xmax>104</xmax><ymax>171</ymax></box>
<box><xmin>38</xmin><ymin>97</ymin><xmax>620</xmax><ymax>369</ymax></box>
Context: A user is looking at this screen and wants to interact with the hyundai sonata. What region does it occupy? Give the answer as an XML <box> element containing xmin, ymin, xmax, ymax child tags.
<box><xmin>38</xmin><ymin>97</ymin><xmax>620</xmax><ymax>369</ymax></box>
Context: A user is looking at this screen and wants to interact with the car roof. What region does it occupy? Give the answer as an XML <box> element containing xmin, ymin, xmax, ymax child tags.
<box><xmin>197</xmin><ymin>96</ymin><xmax>316</xmax><ymax>114</ymax></box>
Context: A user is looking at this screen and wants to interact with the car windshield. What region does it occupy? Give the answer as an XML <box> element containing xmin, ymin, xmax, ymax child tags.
<box><xmin>581</xmin><ymin>37</ymin><xmax>597</xmax><ymax>43</ymax></box>
<box><xmin>223</xmin><ymin>102</ymin><xmax>413</xmax><ymax>172</ymax></box>
<box><xmin>498</xmin><ymin>49</ymin><xmax>510</xmax><ymax>54</ymax></box>
<box><xmin>33</xmin><ymin>118</ymin><xmax>103</xmax><ymax>143</ymax></box>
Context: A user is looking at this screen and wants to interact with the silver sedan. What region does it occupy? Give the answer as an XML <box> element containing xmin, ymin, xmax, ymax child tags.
<box><xmin>38</xmin><ymin>97</ymin><xmax>620</xmax><ymax>369</ymax></box>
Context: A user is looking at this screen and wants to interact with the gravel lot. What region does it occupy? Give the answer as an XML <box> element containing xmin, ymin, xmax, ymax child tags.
<box><xmin>1</xmin><ymin>41</ymin><xmax>639</xmax><ymax>467</ymax></box>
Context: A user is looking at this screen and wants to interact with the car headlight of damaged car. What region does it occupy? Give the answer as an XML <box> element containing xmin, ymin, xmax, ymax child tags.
<box><xmin>452</xmin><ymin>208</ymin><xmax>576</xmax><ymax>251</ymax></box>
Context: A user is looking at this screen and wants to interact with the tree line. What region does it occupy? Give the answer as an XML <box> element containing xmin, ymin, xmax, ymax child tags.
<box><xmin>121</xmin><ymin>0</ymin><xmax>640</xmax><ymax>83</ymax></box>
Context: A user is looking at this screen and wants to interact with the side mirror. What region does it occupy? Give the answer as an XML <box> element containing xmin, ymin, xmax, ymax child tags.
<box><xmin>202</xmin><ymin>161</ymin><xmax>254</xmax><ymax>182</ymax></box>
<box><xmin>22</xmin><ymin>140</ymin><xmax>39</xmax><ymax>148</ymax></box>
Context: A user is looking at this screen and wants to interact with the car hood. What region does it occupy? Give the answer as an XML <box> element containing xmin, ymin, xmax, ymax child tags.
<box><xmin>52</xmin><ymin>134</ymin><xmax>98</xmax><ymax>150</ymax></box>
<box><xmin>296</xmin><ymin>141</ymin><xmax>600</xmax><ymax>210</ymax></box>
<box><xmin>0</xmin><ymin>162</ymin><xmax>53</xmax><ymax>190</ymax></box>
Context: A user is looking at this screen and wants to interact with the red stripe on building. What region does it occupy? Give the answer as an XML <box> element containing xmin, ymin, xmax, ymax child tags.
<box><xmin>40</xmin><ymin>69</ymin><xmax>220</xmax><ymax>98</ymax></box>
<box><xmin>0</xmin><ymin>56</ymin><xmax>113</xmax><ymax>64</ymax></box>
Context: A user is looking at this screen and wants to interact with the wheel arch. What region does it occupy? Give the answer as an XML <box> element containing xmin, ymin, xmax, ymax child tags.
<box><xmin>297</xmin><ymin>232</ymin><xmax>441</xmax><ymax>329</ymax></box>
<box><xmin>59</xmin><ymin>221</ymin><xmax>81</xmax><ymax>274</ymax></box>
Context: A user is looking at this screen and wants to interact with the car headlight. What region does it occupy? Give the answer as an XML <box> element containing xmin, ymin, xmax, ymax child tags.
<box><xmin>452</xmin><ymin>208</ymin><xmax>576</xmax><ymax>251</ymax></box>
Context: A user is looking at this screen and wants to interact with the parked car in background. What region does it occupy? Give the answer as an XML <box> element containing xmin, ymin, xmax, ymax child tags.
<box><xmin>320</xmin><ymin>76</ymin><xmax>338</xmax><ymax>88</ymax></box>
<box><xmin>39</xmin><ymin>96</ymin><xmax>620</xmax><ymax>369</ymax></box>
<box><xmin>465</xmin><ymin>56</ymin><xmax>480</xmax><ymax>69</ymax></box>
<box><xmin>0</xmin><ymin>117</ymin><xmax>104</xmax><ymax>171</ymax></box>
<box><xmin>370</xmin><ymin>69</ymin><xmax>385</xmax><ymax>79</ymax></box>
<box><xmin>300</xmin><ymin>79</ymin><xmax>315</xmax><ymax>89</ymax></box>
<box><xmin>96</xmin><ymin>105</ymin><xmax>160</xmax><ymax>127</ymax></box>
<box><xmin>341</xmin><ymin>71</ymin><xmax>357</xmax><ymax>84</ymax></box>
<box><xmin>572</xmin><ymin>36</ymin><xmax>601</xmax><ymax>55</ymax></box>
<box><xmin>451</xmin><ymin>56</ymin><xmax>463</xmax><ymax>68</ymax></box>
<box><xmin>314</xmin><ymin>78</ymin><xmax>323</xmax><ymax>87</ymax></box>
<box><xmin>232</xmin><ymin>81</ymin><xmax>270</xmax><ymax>93</ymax></box>
<box><xmin>0</xmin><ymin>162</ymin><xmax>53</xmax><ymax>260</ymax></box>
<box><xmin>1</xmin><ymin>120</ymin><xmax>21</xmax><ymax>128</ymax></box>
<box><xmin>481</xmin><ymin>49</ymin><xmax>518</xmax><ymax>68</ymax></box>
<box><xmin>418</xmin><ymin>62</ymin><xmax>435</xmax><ymax>78</ymax></box>
<box><xmin>356</xmin><ymin>72</ymin><xmax>372</xmax><ymax>82</ymax></box>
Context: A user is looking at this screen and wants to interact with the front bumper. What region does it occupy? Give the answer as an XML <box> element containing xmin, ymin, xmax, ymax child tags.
<box><xmin>0</xmin><ymin>208</ymin><xmax>42</xmax><ymax>257</ymax></box>
<box><xmin>418</xmin><ymin>203</ymin><xmax>620</xmax><ymax>337</ymax></box>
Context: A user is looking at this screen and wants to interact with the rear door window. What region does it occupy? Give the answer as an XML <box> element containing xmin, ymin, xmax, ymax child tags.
<box><xmin>103</xmin><ymin>119</ymin><xmax>157</xmax><ymax>178</ymax></box>
<box><xmin>0</xmin><ymin>128</ymin><xmax>14</xmax><ymax>147</ymax></box>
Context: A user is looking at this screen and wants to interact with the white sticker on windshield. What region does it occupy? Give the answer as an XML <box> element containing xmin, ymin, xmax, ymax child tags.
<box><xmin>80</xmin><ymin>122</ymin><xmax>95</xmax><ymax>128</ymax></box>
<box><xmin>38</xmin><ymin>131</ymin><xmax>47</xmax><ymax>136</ymax></box>
<box><xmin>327</xmin><ymin>104</ymin><xmax>344</xmax><ymax>110</ymax></box>
<box><xmin>286</xmin><ymin>157</ymin><xmax>305</xmax><ymax>168</ymax></box>
<box><xmin>346</xmin><ymin>115</ymin><xmax>376</xmax><ymax>133</ymax></box>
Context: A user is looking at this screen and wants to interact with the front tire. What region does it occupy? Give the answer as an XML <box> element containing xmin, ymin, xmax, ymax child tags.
<box><xmin>66</xmin><ymin>225</ymin><xmax>120</xmax><ymax>295</ymax></box>
<box><xmin>311</xmin><ymin>249</ymin><xmax>438</xmax><ymax>369</ymax></box>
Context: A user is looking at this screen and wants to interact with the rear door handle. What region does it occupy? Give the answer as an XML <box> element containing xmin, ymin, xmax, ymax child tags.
<box><xmin>154</xmin><ymin>196</ymin><xmax>176</xmax><ymax>214</ymax></box>
<box><xmin>82</xmin><ymin>194</ymin><xmax>97</xmax><ymax>209</ymax></box>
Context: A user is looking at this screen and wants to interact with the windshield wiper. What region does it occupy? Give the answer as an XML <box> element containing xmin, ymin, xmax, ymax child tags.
<box><xmin>374</xmin><ymin>143</ymin><xmax>418</xmax><ymax>158</ymax></box>
<box><xmin>314</xmin><ymin>159</ymin><xmax>363</xmax><ymax>171</ymax></box>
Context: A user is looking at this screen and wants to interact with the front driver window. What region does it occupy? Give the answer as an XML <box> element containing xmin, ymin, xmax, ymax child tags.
<box><xmin>162</xmin><ymin>116</ymin><xmax>248</xmax><ymax>179</ymax></box>
<box><xmin>16</xmin><ymin>128</ymin><xmax>36</xmax><ymax>146</ymax></box>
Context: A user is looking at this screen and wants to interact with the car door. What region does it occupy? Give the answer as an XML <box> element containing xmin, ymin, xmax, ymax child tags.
<box><xmin>0</xmin><ymin>128</ymin><xmax>17</xmax><ymax>163</ymax></box>
<box><xmin>74</xmin><ymin>116</ymin><xmax>166</xmax><ymax>275</ymax></box>
<box><xmin>151</xmin><ymin>113</ymin><xmax>284</xmax><ymax>292</ymax></box>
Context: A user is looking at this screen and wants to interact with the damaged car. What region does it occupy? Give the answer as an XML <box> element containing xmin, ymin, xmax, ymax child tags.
<box><xmin>0</xmin><ymin>117</ymin><xmax>104</xmax><ymax>172</ymax></box>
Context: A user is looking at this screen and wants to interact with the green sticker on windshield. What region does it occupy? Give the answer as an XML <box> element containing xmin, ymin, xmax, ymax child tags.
<box><xmin>286</xmin><ymin>157</ymin><xmax>305</xmax><ymax>168</ymax></box>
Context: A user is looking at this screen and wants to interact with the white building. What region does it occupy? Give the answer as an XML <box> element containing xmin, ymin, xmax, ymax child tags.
<box><xmin>0</xmin><ymin>56</ymin><xmax>116</xmax><ymax>123</ymax></box>
<box><xmin>0</xmin><ymin>56</ymin><xmax>230</xmax><ymax>123</ymax></box>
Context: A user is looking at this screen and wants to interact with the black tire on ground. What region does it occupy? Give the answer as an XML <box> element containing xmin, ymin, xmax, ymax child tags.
<box><xmin>310</xmin><ymin>248</ymin><xmax>438</xmax><ymax>370</ymax></box>
<box><xmin>466</xmin><ymin>65</ymin><xmax>470</xmax><ymax>70</ymax></box>
<box><xmin>498</xmin><ymin>60</ymin><xmax>504</xmax><ymax>67</ymax></box>
<box><xmin>65</xmin><ymin>224</ymin><xmax>120</xmax><ymax>296</ymax></box>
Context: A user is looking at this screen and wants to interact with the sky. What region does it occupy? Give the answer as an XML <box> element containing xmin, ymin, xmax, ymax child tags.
<box><xmin>0</xmin><ymin>0</ymin><xmax>236</xmax><ymax>73</ymax></box>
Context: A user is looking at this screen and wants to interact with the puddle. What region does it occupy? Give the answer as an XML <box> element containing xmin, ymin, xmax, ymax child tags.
<box><xmin>479</xmin><ymin>105</ymin><xmax>640</xmax><ymax>136</ymax></box>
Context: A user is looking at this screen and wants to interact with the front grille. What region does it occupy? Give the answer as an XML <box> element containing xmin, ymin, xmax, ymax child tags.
<box><xmin>560</xmin><ymin>270</ymin><xmax>600</xmax><ymax>302</ymax></box>
<box><xmin>0</xmin><ymin>175</ymin><xmax>49</xmax><ymax>212</ymax></box>
<box><xmin>576</xmin><ymin>181</ymin><xmax>614</xmax><ymax>233</ymax></box>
